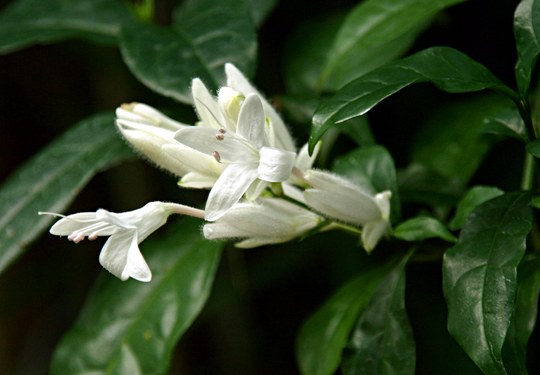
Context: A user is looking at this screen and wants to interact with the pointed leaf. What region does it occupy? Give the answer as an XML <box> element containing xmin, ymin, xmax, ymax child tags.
<box><xmin>526</xmin><ymin>139</ymin><xmax>540</xmax><ymax>158</ymax></box>
<box><xmin>119</xmin><ymin>0</ymin><xmax>256</xmax><ymax>104</ymax></box>
<box><xmin>514</xmin><ymin>0</ymin><xmax>540</xmax><ymax>96</ymax></box>
<box><xmin>483</xmin><ymin>106</ymin><xmax>528</xmax><ymax>141</ymax></box>
<box><xmin>0</xmin><ymin>0</ymin><xmax>132</xmax><ymax>54</ymax></box>
<box><xmin>449</xmin><ymin>186</ymin><xmax>504</xmax><ymax>230</ymax></box>
<box><xmin>502</xmin><ymin>254</ymin><xmax>540</xmax><ymax>375</ymax></box>
<box><xmin>320</xmin><ymin>0</ymin><xmax>466</xmax><ymax>91</ymax></box>
<box><xmin>411</xmin><ymin>95</ymin><xmax>511</xmax><ymax>187</ymax></box>
<box><xmin>443</xmin><ymin>192</ymin><xmax>532</xmax><ymax>375</ymax></box>
<box><xmin>393</xmin><ymin>216</ymin><xmax>457</xmax><ymax>243</ymax></box>
<box><xmin>310</xmin><ymin>47</ymin><xmax>517</xmax><ymax>151</ymax></box>
<box><xmin>296</xmin><ymin>261</ymin><xmax>392</xmax><ymax>375</ymax></box>
<box><xmin>50</xmin><ymin>218</ymin><xmax>222</xmax><ymax>375</ymax></box>
<box><xmin>342</xmin><ymin>251</ymin><xmax>415</xmax><ymax>375</ymax></box>
<box><xmin>0</xmin><ymin>113</ymin><xmax>132</xmax><ymax>275</ymax></box>
<box><xmin>332</xmin><ymin>145</ymin><xmax>400</xmax><ymax>222</ymax></box>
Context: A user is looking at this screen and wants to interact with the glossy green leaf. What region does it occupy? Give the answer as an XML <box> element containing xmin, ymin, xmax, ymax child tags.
<box><xmin>0</xmin><ymin>113</ymin><xmax>132</xmax><ymax>276</ymax></box>
<box><xmin>526</xmin><ymin>139</ymin><xmax>540</xmax><ymax>157</ymax></box>
<box><xmin>449</xmin><ymin>186</ymin><xmax>504</xmax><ymax>230</ymax></box>
<box><xmin>393</xmin><ymin>216</ymin><xmax>457</xmax><ymax>243</ymax></box>
<box><xmin>514</xmin><ymin>0</ymin><xmax>540</xmax><ymax>96</ymax></box>
<box><xmin>333</xmin><ymin>145</ymin><xmax>400</xmax><ymax>222</ymax></box>
<box><xmin>283</xmin><ymin>11</ymin><xmax>345</xmax><ymax>94</ymax></box>
<box><xmin>341</xmin><ymin>251</ymin><xmax>415</xmax><ymax>375</ymax></box>
<box><xmin>0</xmin><ymin>0</ymin><xmax>132</xmax><ymax>54</ymax></box>
<box><xmin>411</xmin><ymin>95</ymin><xmax>511</xmax><ymax>187</ymax></box>
<box><xmin>119</xmin><ymin>0</ymin><xmax>256</xmax><ymax>104</ymax></box>
<box><xmin>483</xmin><ymin>106</ymin><xmax>528</xmax><ymax>141</ymax></box>
<box><xmin>310</xmin><ymin>47</ymin><xmax>517</xmax><ymax>152</ymax></box>
<box><xmin>443</xmin><ymin>192</ymin><xmax>532</xmax><ymax>375</ymax></box>
<box><xmin>296</xmin><ymin>262</ymin><xmax>392</xmax><ymax>375</ymax></box>
<box><xmin>502</xmin><ymin>254</ymin><xmax>540</xmax><ymax>375</ymax></box>
<box><xmin>320</xmin><ymin>0</ymin><xmax>466</xmax><ymax>91</ymax></box>
<box><xmin>51</xmin><ymin>218</ymin><xmax>222</xmax><ymax>375</ymax></box>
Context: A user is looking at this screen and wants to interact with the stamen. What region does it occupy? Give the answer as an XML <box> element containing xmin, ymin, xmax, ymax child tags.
<box><xmin>88</xmin><ymin>232</ymin><xmax>99</xmax><ymax>241</ymax></box>
<box><xmin>218</xmin><ymin>127</ymin><xmax>226</xmax><ymax>134</ymax></box>
<box><xmin>68</xmin><ymin>232</ymin><xmax>85</xmax><ymax>243</ymax></box>
<box><xmin>212</xmin><ymin>151</ymin><xmax>221</xmax><ymax>163</ymax></box>
<box><xmin>215</xmin><ymin>133</ymin><xmax>225</xmax><ymax>141</ymax></box>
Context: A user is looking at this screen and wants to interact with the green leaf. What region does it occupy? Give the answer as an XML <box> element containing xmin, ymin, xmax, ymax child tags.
<box><xmin>393</xmin><ymin>216</ymin><xmax>457</xmax><ymax>243</ymax></box>
<box><xmin>526</xmin><ymin>139</ymin><xmax>540</xmax><ymax>157</ymax></box>
<box><xmin>50</xmin><ymin>218</ymin><xmax>222</xmax><ymax>375</ymax></box>
<box><xmin>246</xmin><ymin>0</ymin><xmax>278</xmax><ymax>26</ymax></box>
<box><xmin>443</xmin><ymin>192</ymin><xmax>532</xmax><ymax>375</ymax></box>
<box><xmin>119</xmin><ymin>0</ymin><xmax>256</xmax><ymax>104</ymax></box>
<box><xmin>411</xmin><ymin>95</ymin><xmax>511</xmax><ymax>187</ymax></box>
<box><xmin>310</xmin><ymin>47</ymin><xmax>517</xmax><ymax>152</ymax></box>
<box><xmin>0</xmin><ymin>0</ymin><xmax>132</xmax><ymax>54</ymax></box>
<box><xmin>342</xmin><ymin>251</ymin><xmax>415</xmax><ymax>375</ymax></box>
<box><xmin>514</xmin><ymin>0</ymin><xmax>540</xmax><ymax>96</ymax></box>
<box><xmin>320</xmin><ymin>0</ymin><xmax>466</xmax><ymax>91</ymax></box>
<box><xmin>502</xmin><ymin>254</ymin><xmax>540</xmax><ymax>375</ymax></box>
<box><xmin>283</xmin><ymin>11</ymin><xmax>345</xmax><ymax>94</ymax></box>
<box><xmin>0</xmin><ymin>113</ymin><xmax>132</xmax><ymax>276</ymax></box>
<box><xmin>483</xmin><ymin>106</ymin><xmax>528</xmax><ymax>142</ymax></box>
<box><xmin>296</xmin><ymin>261</ymin><xmax>392</xmax><ymax>375</ymax></box>
<box><xmin>449</xmin><ymin>186</ymin><xmax>505</xmax><ymax>230</ymax></box>
<box><xmin>333</xmin><ymin>145</ymin><xmax>400</xmax><ymax>222</ymax></box>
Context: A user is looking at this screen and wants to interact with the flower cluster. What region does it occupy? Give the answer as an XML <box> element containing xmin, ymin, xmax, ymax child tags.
<box><xmin>43</xmin><ymin>64</ymin><xmax>392</xmax><ymax>282</ymax></box>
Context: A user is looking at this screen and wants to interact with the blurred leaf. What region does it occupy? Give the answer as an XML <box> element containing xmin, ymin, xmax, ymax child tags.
<box><xmin>514</xmin><ymin>0</ymin><xmax>540</xmax><ymax>96</ymax></box>
<box><xmin>310</xmin><ymin>47</ymin><xmax>518</xmax><ymax>152</ymax></box>
<box><xmin>333</xmin><ymin>145</ymin><xmax>400</xmax><ymax>222</ymax></box>
<box><xmin>246</xmin><ymin>0</ymin><xmax>278</xmax><ymax>26</ymax></box>
<box><xmin>502</xmin><ymin>254</ymin><xmax>540</xmax><ymax>375</ymax></box>
<box><xmin>483</xmin><ymin>106</ymin><xmax>528</xmax><ymax>142</ymax></box>
<box><xmin>0</xmin><ymin>0</ymin><xmax>132</xmax><ymax>54</ymax></box>
<box><xmin>411</xmin><ymin>95</ymin><xmax>511</xmax><ymax>187</ymax></box>
<box><xmin>393</xmin><ymin>216</ymin><xmax>457</xmax><ymax>242</ymax></box>
<box><xmin>284</xmin><ymin>11</ymin><xmax>345</xmax><ymax>94</ymax></box>
<box><xmin>443</xmin><ymin>192</ymin><xmax>532</xmax><ymax>375</ymax></box>
<box><xmin>397</xmin><ymin>163</ymin><xmax>461</xmax><ymax>207</ymax></box>
<box><xmin>449</xmin><ymin>186</ymin><xmax>504</xmax><ymax>230</ymax></box>
<box><xmin>296</xmin><ymin>261</ymin><xmax>392</xmax><ymax>375</ymax></box>
<box><xmin>119</xmin><ymin>0</ymin><xmax>256</xmax><ymax>104</ymax></box>
<box><xmin>51</xmin><ymin>218</ymin><xmax>222</xmax><ymax>375</ymax></box>
<box><xmin>320</xmin><ymin>0</ymin><xmax>466</xmax><ymax>91</ymax></box>
<box><xmin>526</xmin><ymin>139</ymin><xmax>540</xmax><ymax>157</ymax></box>
<box><xmin>341</xmin><ymin>251</ymin><xmax>415</xmax><ymax>375</ymax></box>
<box><xmin>0</xmin><ymin>113</ymin><xmax>132</xmax><ymax>276</ymax></box>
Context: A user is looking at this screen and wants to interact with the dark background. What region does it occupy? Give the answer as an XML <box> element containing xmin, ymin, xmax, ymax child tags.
<box><xmin>0</xmin><ymin>0</ymin><xmax>534</xmax><ymax>374</ymax></box>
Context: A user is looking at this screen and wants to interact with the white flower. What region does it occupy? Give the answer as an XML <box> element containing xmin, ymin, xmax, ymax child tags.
<box><xmin>175</xmin><ymin>94</ymin><xmax>296</xmax><ymax>221</ymax></box>
<box><xmin>116</xmin><ymin>103</ymin><xmax>223</xmax><ymax>186</ymax></box>
<box><xmin>225</xmin><ymin>63</ymin><xmax>296</xmax><ymax>152</ymax></box>
<box><xmin>302</xmin><ymin>169</ymin><xmax>391</xmax><ymax>252</ymax></box>
<box><xmin>203</xmin><ymin>198</ymin><xmax>322</xmax><ymax>248</ymax></box>
<box><xmin>41</xmin><ymin>202</ymin><xmax>204</xmax><ymax>282</ymax></box>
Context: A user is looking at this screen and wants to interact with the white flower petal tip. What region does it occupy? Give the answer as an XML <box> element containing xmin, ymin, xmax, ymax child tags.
<box><xmin>203</xmin><ymin>198</ymin><xmax>322</xmax><ymax>248</ymax></box>
<box><xmin>42</xmin><ymin>202</ymin><xmax>204</xmax><ymax>282</ymax></box>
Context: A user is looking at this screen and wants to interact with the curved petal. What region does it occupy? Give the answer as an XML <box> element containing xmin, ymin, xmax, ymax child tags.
<box><xmin>174</xmin><ymin>127</ymin><xmax>256</xmax><ymax>162</ymax></box>
<box><xmin>162</xmin><ymin>143</ymin><xmax>224</xmax><ymax>177</ymax></box>
<box><xmin>236</xmin><ymin>94</ymin><xmax>268</xmax><ymax>148</ymax></box>
<box><xmin>191</xmin><ymin>78</ymin><xmax>229</xmax><ymax>129</ymax></box>
<box><xmin>361</xmin><ymin>220</ymin><xmax>390</xmax><ymax>253</ymax></box>
<box><xmin>225</xmin><ymin>63</ymin><xmax>295</xmax><ymax>151</ymax></box>
<box><xmin>49</xmin><ymin>213</ymin><xmax>98</xmax><ymax>235</ymax></box>
<box><xmin>205</xmin><ymin>164</ymin><xmax>259</xmax><ymax>221</ymax></box>
<box><xmin>258</xmin><ymin>147</ymin><xmax>295</xmax><ymax>182</ymax></box>
<box><xmin>98</xmin><ymin>230</ymin><xmax>141</xmax><ymax>281</ymax></box>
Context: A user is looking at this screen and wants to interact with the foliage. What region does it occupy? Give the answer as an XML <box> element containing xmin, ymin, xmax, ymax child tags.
<box><xmin>1</xmin><ymin>0</ymin><xmax>540</xmax><ymax>374</ymax></box>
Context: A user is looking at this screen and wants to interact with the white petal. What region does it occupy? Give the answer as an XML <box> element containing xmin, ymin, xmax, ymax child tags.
<box><xmin>205</xmin><ymin>164</ymin><xmax>259</xmax><ymax>221</ymax></box>
<box><xmin>362</xmin><ymin>220</ymin><xmax>390</xmax><ymax>253</ymax></box>
<box><xmin>374</xmin><ymin>191</ymin><xmax>392</xmax><ymax>221</ymax></box>
<box><xmin>244</xmin><ymin>179</ymin><xmax>268</xmax><ymax>200</ymax></box>
<box><xmin>304</xmin><ymin>189</ymin><xmax>381</xmax><ymax>225</ymax></box>
<box><xmin>174</xmin><ymin>127</ymin><xmax>256</xmax><ymax>162</ymax></box>
<box><xmin>179</xmin><ymin>172</ymin><xmax>218</xmax><ymax>188</ymax></box>
<box><xmin>225</xmin><ymin>63</ymin><xmax>296</xmax><ymax>151</ymax></box>
<box><xmin>98</xmin><ymin>230</ymin><xmax>136</xmax><ymax>280</ymax></box>
<box><xmin>258</xmin><ymin>147</ymin><xmax>295</xmax><ymax>182</ymax></box>
<box><xmin>236</xmin><ymin>94</ymin><xmax>268</xmax><ymax>148</ymax></box>
<box><xmin>162</xmin><ymin>143</ymin><xmax>224</xmax><ymax>177</ymax></box>
<box><xmin>192</xmin><ymin>78</ymin><xmax>231</xmax><ymax>129</ymax></box>
<box><xmin>49</xmin><ymin>213</ymin><xmax>99</xmax><ymax>235</ymax></box>
<box><xmin>116</xmin><ymin>103</ymin><xmax>188</xmax><ymax>131</ymax></box>
<box><xmin>295</xmin><ymin>142</ymin><xmax>321</xmax><ymax>171</ymax></box>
